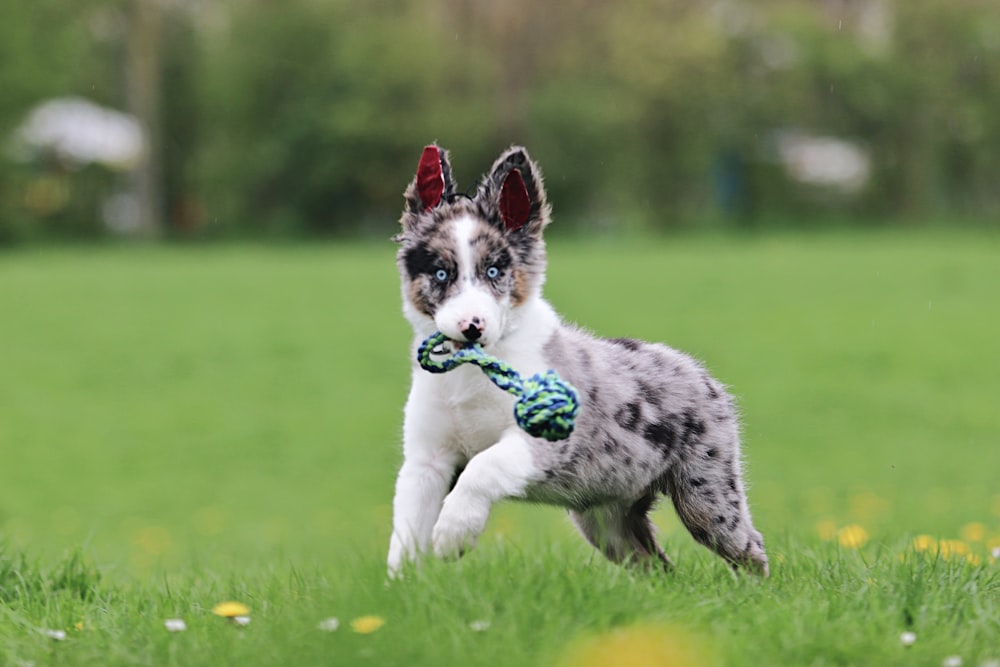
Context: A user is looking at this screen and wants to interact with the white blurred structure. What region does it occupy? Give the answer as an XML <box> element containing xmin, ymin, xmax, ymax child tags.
<box><xmin>774</xmin><ymin>130</ymin><xmax>871</xmax><ymax>193</ymax></box>
<box><xmin>11</xmin><ymin>96</ymin><xmax>145</xmax><ymax>171</ymax></box>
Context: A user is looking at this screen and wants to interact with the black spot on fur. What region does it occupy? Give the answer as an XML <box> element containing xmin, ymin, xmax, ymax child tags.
<box><xmin>588</xmin><ymin>387</ymin><xmax>600</xmax><ymax>404</ymax></box>
<box><xmin>705</xmin><ymin>448</ymin><xmax>718</xmax><ymax>458</ymax></box>
<box><xmin>689</xmin><ymin>477</ymin><xmax>707</xmax><ymax>488</ymax></box>
<box><xmin>715</xmin><ymin>514</ymin><xmax>727</xmax><ymax>525</ymax></box>
<box><xmin>615</xmin><ymin>402</ymin><xmax>642</xmax><ymax>431</ymax></box>
<box><xmin>623</xmin><ymin>455</ymin><xmax>633</xmax><ymax>467</ymax></box>
<box><xmin>637</xmin><ymin>380</ymin><xmax>663</xmax><ymax>407</ymax></box>
<box><xmin>728</xmin><ymin>515</ymin><xmax>741</xmax><ymax>531</ymax></box>
<box><xmin>689</xmin><ymin>526</ymin><xmax>710</xmax><ymax>544</ymax></box>
<box><xmin>643</xmin><ymin>418</ymin><xmax>678</xmax><ymax>451</ymax></box>
<box><xmin>602</xmin><ymin>439</ymin><xmax>619</xmax><ymax>454</ymax></box>
<box><xmin>608</xmin><ymin>337</ymin><xmax>642</xmax><ymax>351</ymax></box>
<box><xmin>403</xmin><ymin>242</ymin><xmax>437</xmax><ymax>280</ymax></box>
<box><xmin>702</xmin><ymin>374</ymin><xmax>720</xmax><ymax>399</ymax></box>
<box><xmin>681</xmin><ymin>409</ymin><xmax>706</xmax><ymax>446</ymax></box>
<box><xmin>728</xmin><ymin>477</ymin><xmax>738</xmax><ymax>493</ymax></box>
<box><xmin>729</xmin><ymin>499</ymin><xmax>741</xmax><ymax>509</ymax></box>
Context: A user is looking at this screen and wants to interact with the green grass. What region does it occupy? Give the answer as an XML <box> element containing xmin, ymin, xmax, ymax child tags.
<box><xmin>1</xmin><ymin>231</ymin><xmax>999</xmax><ymax>666</ymax></box>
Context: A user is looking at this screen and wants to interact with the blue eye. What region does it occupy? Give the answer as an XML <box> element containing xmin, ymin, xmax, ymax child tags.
<box><xmin>434</xmin><ymin>268</ymin><xmax>449</xmax><ymax>282</ymax></box>
<box><xmin>486</xmin><ymin>266</ymin><xmax>500</xmax><ymax>279</ymax></box>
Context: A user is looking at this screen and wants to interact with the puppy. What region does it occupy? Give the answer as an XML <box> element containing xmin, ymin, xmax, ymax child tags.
<box><xmin>387</xmin><ymin>145</ymin><xmax>768</xmax><ymax>576</ymax></box>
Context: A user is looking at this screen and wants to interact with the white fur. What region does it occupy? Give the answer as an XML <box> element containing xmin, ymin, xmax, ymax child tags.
<box><xmin>434</xmin><ymin>216</ymin><xmax>506</xmax><ymax>345</ymax></box>
<box><xmin>388</xmin><ymin>272</ymin><xmax>559</xmax><ymax>576</ymax></box>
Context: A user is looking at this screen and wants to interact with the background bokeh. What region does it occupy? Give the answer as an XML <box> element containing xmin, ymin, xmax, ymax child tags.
<box><xmin>1</xmin><ymin>0</ymin><xmax>999</xmax><ymax>243</ymax></box>
<box><xmin>1</xmin><ymin>0</ymin><xmax>998</xmax><ymax>577</ymax></box>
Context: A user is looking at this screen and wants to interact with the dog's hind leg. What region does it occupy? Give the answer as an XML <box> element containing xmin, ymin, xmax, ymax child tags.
<box><xmin>570</xmin><ymin>493</ymin><xmax>673</xmax><ymax>570</ymax></box>
<box><xmin>665</xmin><ymin>440</ymin><xmax>769</xmax><ymax>576</ymax></box>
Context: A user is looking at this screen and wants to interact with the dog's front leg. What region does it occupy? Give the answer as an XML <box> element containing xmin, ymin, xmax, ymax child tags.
<box><xmin>387</xmin><ymin>451</ymin><xmax>458</xmax><ymax>577</ymax></box>
<box><xmin>432</xmin><ymin>429</ymin><xmax>543</xmax><ymax>560</ymax></box>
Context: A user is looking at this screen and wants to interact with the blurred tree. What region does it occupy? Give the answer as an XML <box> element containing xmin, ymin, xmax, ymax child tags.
<box><xmin>0</xmin><ymin>0</ymin><xmax>110</xmax><ymax>242</ymax></box>
<box><xmin>192</xmin><ymin>0</ymin><xmax>502</xmax><ymax>237</ymax></box>
<box><xmin>124</xmin><ymin>0</ymin><xmax>165</xmax><ymax>237</ymax></box>
<box><xmin>2</xmin><ymin>0</ymin><xmax>998</xmax><ymax>243</ymax></box>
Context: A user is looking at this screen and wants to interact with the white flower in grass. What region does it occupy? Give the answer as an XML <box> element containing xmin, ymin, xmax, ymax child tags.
<box><xmin>992</xmin><ymin>546</ymin><xmax>1000</xmax><ymax>560</ymax></box>
<box><xmin>899</xmin><ymin>632</ymin><xmax>916</xmax><ymax>647</ymax></box>
<box><xmin>943</xmin><ymin>656</ymin><xmax>963</xmax><ymax>667</ymax></box>
<box><xmin>164</xmin><ymin>619</ymin><xmax>187</xmax><ymax>633</ymax></box>
<box><xmin>43</xmin><ymin>629</ymin><xmax>67</xmax><ymax>641</ymax></box>
<box><xmin>232</xmin><ymin>616</ymin><xmax>251</xmax><ymax>627</ymax></box>
<box><xmin>469</xmin><ymin>620</ymin><xmax>490</xmax><ymax>632</ymax></box>
<box><xmin>317</xmin><ymin>617</ymin><xmax>340</xmax><ymax>632</ymax></box>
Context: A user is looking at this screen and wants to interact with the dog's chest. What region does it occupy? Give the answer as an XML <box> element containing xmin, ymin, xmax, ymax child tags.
<box><xmin>413</xmin><ymin>340</ymin><xmax>551</xmax><ymax>458</ymax></box>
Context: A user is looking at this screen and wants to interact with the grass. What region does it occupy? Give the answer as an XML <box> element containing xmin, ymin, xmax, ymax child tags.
<box><xmin>1</xmin><ymin>230</ymin><xmax>999</xmax><ymax>665</ymax></box>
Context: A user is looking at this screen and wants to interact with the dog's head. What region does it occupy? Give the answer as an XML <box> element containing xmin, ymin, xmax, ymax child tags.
<box><xmin>395</xmin><ymin>145</ymin><xmax>550</xmax><ymax>346</ymax></box>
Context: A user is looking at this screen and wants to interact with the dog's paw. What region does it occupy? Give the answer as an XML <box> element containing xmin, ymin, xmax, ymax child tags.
<box><xmin>432</xmin><ymin>504</ymin><xmax>486</xmax><ymax>561</ymax></box>
<box><xmin>386</xmin><ymin>532</ymin><xmax>414</xmax><ymax>578</ymax></box>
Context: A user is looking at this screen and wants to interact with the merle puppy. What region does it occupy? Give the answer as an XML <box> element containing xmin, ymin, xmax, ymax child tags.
<box><xmin>387</xmin><ymin>144</ymin><xmax>768</xmax><ymax>577</ymax></box>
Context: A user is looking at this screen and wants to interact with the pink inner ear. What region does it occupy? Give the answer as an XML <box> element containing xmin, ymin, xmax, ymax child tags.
<box><xmin>499</xmin><ymin>169</ymin><xmax>530</xmax><ymax>232</ymax></box>
<box><xmin>416</xmin><ymin>146</ymin><xmax>444</xmax><ymax>210</ymax></box>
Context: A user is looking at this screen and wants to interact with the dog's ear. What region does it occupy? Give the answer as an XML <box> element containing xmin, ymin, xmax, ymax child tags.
<box><xmin>403</xmin><ymin>144</ymin><xmax>456</xmax><ymax>219</ymax></box>
<box><xmin>478</xmin><ymin>146</ymin><xmax>549</xmax><ymax>236</ymax></box>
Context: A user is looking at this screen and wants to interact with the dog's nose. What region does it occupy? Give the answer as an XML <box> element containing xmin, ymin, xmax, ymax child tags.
<box><xmin>462</xmin><ymin>323</ymin><xmax>482</xmax><ymax>342</ymax></box>
<box><xmin>460</xmin><ymin>316</ymin><xmax>484</xmax><ymax>342</ymax></box>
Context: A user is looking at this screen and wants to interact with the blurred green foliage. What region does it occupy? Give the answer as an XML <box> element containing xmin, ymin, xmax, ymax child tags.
<box><xmin>1</xmin><ymin>0</ymin><xmax>999</xmax><ymax>242</ymax></box>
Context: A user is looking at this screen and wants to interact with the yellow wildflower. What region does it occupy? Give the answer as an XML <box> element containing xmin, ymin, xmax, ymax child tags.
<box><xmin>212</xmin><ymin>601</ymin><xmax>250</xmax><ymax>618</ymax></box>
<box><xmin>960</xmin><ymin>523</ymin><xmax>985</xmax><ymax>543</ymax></box>
<box><xmin>837</xmin><ymin>524</ymin><xmax>868</xmax><ymax>549</ymax></box>
<box><xmin>937</xmin><ymin>539</ymin><xmax>970</xmax><ymax>560</ymax></box>
<box><xmin>912</xmin><ymin>535</ymin><xmax>937</xmax><ymax>552</ymax></box>
<box><xmin>554</xmin><ymin>623</ymin><xmax>719</xmax><ymax>667</ymax></box>
<box><xmin>350</xmin><ymin>615</ymin><xmax>385</xmax><ymax>634</ymax></box>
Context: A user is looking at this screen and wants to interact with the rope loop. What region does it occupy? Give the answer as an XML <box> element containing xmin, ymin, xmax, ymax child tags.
<box><xmin>417</xmin><ymin>331</ymin><xmax>580</xmax><ymax>441</ymax></box>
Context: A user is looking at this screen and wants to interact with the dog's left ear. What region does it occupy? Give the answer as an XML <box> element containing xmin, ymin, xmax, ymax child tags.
<box><xmin>479</xmin><ymin>146</ymin><xmax>550</xmax><ymax>236</ymax></box>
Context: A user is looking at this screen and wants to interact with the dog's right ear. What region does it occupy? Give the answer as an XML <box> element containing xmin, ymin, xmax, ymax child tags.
<box><xmin>402</xmin><ymin>145</ymin><xmax>456</xmax><ymax>224</ymax></box>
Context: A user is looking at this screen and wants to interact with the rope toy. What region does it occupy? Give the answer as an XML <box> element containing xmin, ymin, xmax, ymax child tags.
<box><xmin>417</xmin><ymin>331</ymin><xmax>581</xmax><ymax>441</ymax></box>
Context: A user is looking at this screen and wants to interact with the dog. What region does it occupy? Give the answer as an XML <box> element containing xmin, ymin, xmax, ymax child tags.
<box><xmin>387</xmin><ymin>144</ymin><xmax>768</xmax><ymax>577</ymax></box>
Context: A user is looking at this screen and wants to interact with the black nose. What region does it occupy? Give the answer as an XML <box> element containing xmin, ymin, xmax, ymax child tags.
<box><xmin>462</xmin><ymin>324</ymin><xmax>482</xmax><ymax>341</ymax></box>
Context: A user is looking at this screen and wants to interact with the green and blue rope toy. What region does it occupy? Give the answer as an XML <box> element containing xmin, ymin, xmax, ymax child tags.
<box><xmin>417</xmin><ymin>331</ymin><xmax>581</xmax><ymax>441</ymax></box>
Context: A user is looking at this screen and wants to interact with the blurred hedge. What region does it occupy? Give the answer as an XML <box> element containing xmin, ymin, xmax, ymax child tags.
<box><xmin>1</xmin><ymin>0</ymin><xmax>998</xmax><ymax>242</ymax></box>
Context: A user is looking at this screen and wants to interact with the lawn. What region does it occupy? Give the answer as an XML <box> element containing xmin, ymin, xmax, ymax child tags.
<box><xmin>1</xmin><ymin>230</ymin><xmax>998</xmax><ymax>666</ymax></box>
